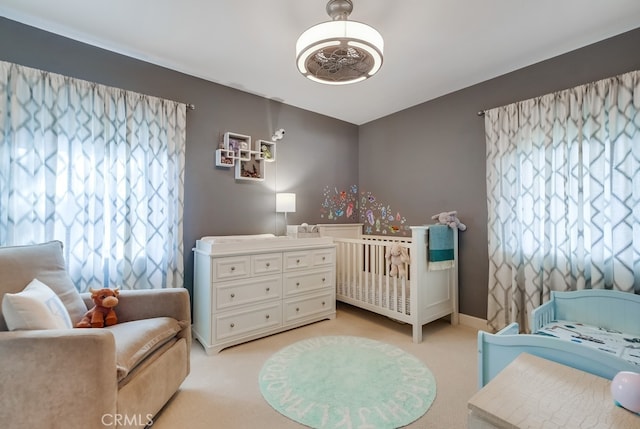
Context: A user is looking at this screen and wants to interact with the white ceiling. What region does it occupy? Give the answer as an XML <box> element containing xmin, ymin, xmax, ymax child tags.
<box><xmin>1</xmin><ymin>0</ymin><xmax>640</xmax><ymax>125</ymax></box>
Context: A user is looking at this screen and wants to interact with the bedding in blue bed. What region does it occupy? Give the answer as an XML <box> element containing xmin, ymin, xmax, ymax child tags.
<box><xmin>535</xmin><ymin>320</ymin><xmax>640</xmax><ymax>367</ymax></box>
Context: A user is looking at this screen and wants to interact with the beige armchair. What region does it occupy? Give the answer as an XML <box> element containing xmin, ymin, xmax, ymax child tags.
<box><xmin>0</xmin><ymin>241</ymin><xmax>191</xmax><ymax>429</ymax></box>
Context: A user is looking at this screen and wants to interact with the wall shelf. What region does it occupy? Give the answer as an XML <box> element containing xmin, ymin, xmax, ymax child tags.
<box><xmin>215</xmin><ymin>132</ymin><xmax>276</xmax><ymax>181</ymax></box>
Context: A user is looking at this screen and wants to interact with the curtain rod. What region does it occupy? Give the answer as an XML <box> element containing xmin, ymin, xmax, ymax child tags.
<box><xmin>477</xmin><ymin>110</ymin><xmax>485</xmax><ymax>117</ymax></box>
<box><xmin>186</xmin><ymin>103</ymin><xmax>195</xmax><ymax>111</ymax></box>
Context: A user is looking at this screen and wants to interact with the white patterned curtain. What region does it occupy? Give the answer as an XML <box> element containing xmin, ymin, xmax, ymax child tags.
<box><xmin>485</xmin><ymin>70</ymin><xmax>640</xmax><ymax>332</ymax></box>
<box><xmin>0</xmin><ymin>61</ymin><xmax>186</xmax><ymax>292</ymax></box>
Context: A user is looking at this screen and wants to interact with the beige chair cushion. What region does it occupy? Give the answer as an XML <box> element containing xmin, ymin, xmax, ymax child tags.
<box><xmin>107</xmin><ymin>317</ymin><xmax>184</xmax><ymax>381</ymax></box>
<box><xmin>2</xmin><ymin>278</ymin><xmax>73</xmax><ymax>330</ymax></box>
<box><xmin>0</xmin><ymin>241</ymin><xmax>86</xmax><ymax>330</ymax></box>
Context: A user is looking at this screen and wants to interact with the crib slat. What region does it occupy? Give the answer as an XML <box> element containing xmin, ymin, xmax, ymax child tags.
<box><xmin>340</xmin><ymin>241</ymin><xmax>346</xmax><ymax>296</ymax></box>
<box><xmin>385</xmin><ymin>246</ymin><xmax>391</xmax><ymax>311</ymax></box>
<box><xmin>358</xmin><ymin>242</ymin><xmax>370</xmax><ymax>302</ymax></box>
<box><xmin>402</xmin><ymin>249</ymin><xmax>408</xmax><ymax>314</ymax></box>
<box><xmin>383</xmin><ymin>251</ymin><xmax>387</xmax><ymax>309</ymax></box>
<box><xmin>377</xmin><ymin>244</ymin><xmax>383</xmax><ymax>308</ymax></box>
<box><xmin>352</xmin><ymin>241</ymin><xmax>358</xmax><ymax>299</ymax></box>
<box><xmin>401</xmin><ymin>265</ymin><xmax>407</xmax><ymax>314</ymax></box>
<box><xmin>338</xmin><ymin>242</ymin><xmax>349</xmax><ymax>294</ymax></box>
<box><xmin>364</xmin><ymin>241</ymin><xmax>369</xmax><ymax>303</ymax></box>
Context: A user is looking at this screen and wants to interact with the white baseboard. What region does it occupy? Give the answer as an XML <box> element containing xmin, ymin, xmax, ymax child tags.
<box><xmin>458</xmin><ymin>313</ymin><xmax>489</xmax><ymax>332</ymax></box>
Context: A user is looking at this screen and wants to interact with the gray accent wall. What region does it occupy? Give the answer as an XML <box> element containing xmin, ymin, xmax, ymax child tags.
<box><xmin>1</xmin><ymin>17</ymin><xmax>639</xmax><ymax>319</ymax></box>
<box><xmin>360</xmin><ymin>27</ymin><xmax>640</xmax><ymax>319</ymax></box>
<box><xmin>0</xmin><ymin>17</ymin><xmax>359</xmax><ymax>301</ymax></box>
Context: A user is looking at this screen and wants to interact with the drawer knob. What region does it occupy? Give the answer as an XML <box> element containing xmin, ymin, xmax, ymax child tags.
<box><xmin>265</xmin><ymin>314</ymin><xmax>270</xmax><ymax>319</ymax></box>
<box><xmin>322</xmin><ymin>301</ymin><xmax>326</xmax><ymax>306</ymax></box>
<box><xmin>266</xmin><ymin>262</ymin><xmax>270</xmax><ymax>267</ymax></box>
<box><xmin>230</xmin><ymin>293</ymin><xmax>235</xmax><ymax>298</ymax></box>
<box><xmin>230</xmin><ymin>266</ymin><xmax>236</xmax><ymax>271</ymax></box>
<box><xmin>296</xmin><ymin>282</ymin><xmax>300</xmax><ymax>287</ymax></box>
<box><xmin>296</xmin><ymin>307</ymin><xmax>300</xmax><ymax>312</ymax></box>
<box><xmin>322</xmin><ymin>256</ymin><xmax>326</xmax><ymax>261</ymax></box>
<box><xmin>322</xmin><ymin>277</ymin><xmax>326</xmax><ymax>282</ymax></box>
<box><xmin>266</xmin><ymin>287</ymin><xmax>270</xmax><ymax>292</ymax></box>
<box><xmin>230</xmin><ymin>323</ymin><xmax>235</xmax><ymax>328</ymax></box>
<box><xmin>296</xmin><ymin>259</ymin><xmax>300</xmax><ymax>264</ymax></box>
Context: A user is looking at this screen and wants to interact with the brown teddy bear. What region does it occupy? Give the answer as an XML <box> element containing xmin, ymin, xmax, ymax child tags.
<box><xmin>385</xmin><ymin>243</ymin><xmax>411</xmax><ymax>278</ymax></box>
<box><xmin>76</xmin><ymin>288</ymin><xmax>119</xmax><ymax>328</ymax></box>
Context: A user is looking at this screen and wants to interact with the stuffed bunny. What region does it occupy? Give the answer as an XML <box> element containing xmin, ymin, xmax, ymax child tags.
<box><xmin>385</xmin><ymin>243</ymin><xmax>411</xmax><ymax>278</ymax></box>
<box><xmin>431</xmin><ymin>211</ymin><xmax>467</xmax><ymax>231</ymax></box>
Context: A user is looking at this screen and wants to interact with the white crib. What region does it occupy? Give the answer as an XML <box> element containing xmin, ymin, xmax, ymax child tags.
<box><xmin>317</xmin><ymin>224</ymin><xmax>459</xmax><ymax>342</ymax></box>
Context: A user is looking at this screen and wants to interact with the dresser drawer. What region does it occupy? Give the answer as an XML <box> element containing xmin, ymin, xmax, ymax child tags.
<box><xmin>312</xmin><ymin>249</ymin><xmax>334</xmax><ymax>267</ymax></box>
<box><xmin>212</xmin><ymin>256</ymin><xmax>250</xmax><ymax>281</ymax></box>
<box><xmin>283</xmin><ymin>250</ymin><xmax>312</xmax><ymax>270</ymax></box>
<box><xmin>284</xmin><ymin>248</ymin><xmax>334</xmax><ymax>271</ymax></box>
<box><xmin>215</xmin><ymin>275</ymin><xmax>282</xmax><ymax>310</ymax></box>
<box><xmin>252</xmin><ymin>253</ymin><xmax>282</xmax><ymax>276</ymax></box>
<box><xmin>284</xmin><ymin>291</ymin><xmax>334</xmax><ymax>323</ymax></box>
<box><xmin>214</xmin><ymin>302</ymin><xmax>282</xmax><ymax>341</ymax></box>
<box><xmin>284</xmin><ymin>268</ymin><xmax>333</xmax><ymax>295</ymax></box>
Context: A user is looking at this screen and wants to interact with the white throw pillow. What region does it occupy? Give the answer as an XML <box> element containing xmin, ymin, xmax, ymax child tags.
<box><xmin>2</xmin><ymin>278</ymin><xmax>73</xmax><ymax>330</ymax></box>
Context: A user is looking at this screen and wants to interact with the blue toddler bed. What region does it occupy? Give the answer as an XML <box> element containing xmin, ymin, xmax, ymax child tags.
<box><xmin>478</xmin><ymin>289</ymin><xmax>640</xmax><ymax>388</ymax></box>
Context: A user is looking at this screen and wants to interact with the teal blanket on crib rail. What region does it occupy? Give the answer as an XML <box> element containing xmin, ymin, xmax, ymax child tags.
<box><xmin>428</xmin><ymin>225</ymin><xmax>454</xmax><ymax>261</ymax></box>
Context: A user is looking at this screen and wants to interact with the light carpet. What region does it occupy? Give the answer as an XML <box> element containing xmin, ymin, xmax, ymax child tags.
<box><xmin>259</xmin><ymin>335</ymin><xmax>436</xmax><ymax>429</ymax></box>
<box><xmin>150</xmin><ymin>303</ymin><xmax>478</xmax><ymax>429</ymax></box>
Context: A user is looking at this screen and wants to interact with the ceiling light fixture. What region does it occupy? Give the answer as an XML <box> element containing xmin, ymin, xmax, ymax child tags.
<box><xmin>295</xmin><ymin>0</ymin><xmax>384</xmax><ymax>85</ymax></box>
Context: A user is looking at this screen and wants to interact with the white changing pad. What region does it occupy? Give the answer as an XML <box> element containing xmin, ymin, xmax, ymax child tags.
<box><xmin>194</xmin><ymin>234</ymin><xmax>334</xmax><ymax>254</ymax></box>
<box><xmin>199</xmin><ymin>233</ymin><xmax>277</xmax><ymax>243</ymax></box>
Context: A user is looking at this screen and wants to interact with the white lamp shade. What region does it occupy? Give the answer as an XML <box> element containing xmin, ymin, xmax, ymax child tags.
<box><xmin>276</xmin><ymin>193</ymin><xmax>296</xmax><ymax>213</ymax></box>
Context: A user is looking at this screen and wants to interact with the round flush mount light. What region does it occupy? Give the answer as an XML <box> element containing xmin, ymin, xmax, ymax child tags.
<box><xmin>295</xmin><ymin>0</ymin><xmax>384</xmax><ymax>85</ymax></box>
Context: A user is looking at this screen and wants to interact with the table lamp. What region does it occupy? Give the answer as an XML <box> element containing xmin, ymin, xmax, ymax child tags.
<box><xmin>276</xmin><ymin>193</ymin><xmax>296</xmax><ymax>235</ymax></box>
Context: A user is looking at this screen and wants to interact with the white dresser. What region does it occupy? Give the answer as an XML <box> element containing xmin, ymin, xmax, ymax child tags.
<box><xmin>192</xmin><ymin>235</ymin><xmax>336</xmax><ymax>354</ymax></box>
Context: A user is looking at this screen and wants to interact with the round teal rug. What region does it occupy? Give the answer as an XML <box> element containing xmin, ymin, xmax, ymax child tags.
<box><xmin>259</xmin><ymin>336</ymin><xmax>436</xmax><ymax>429</ymax></box>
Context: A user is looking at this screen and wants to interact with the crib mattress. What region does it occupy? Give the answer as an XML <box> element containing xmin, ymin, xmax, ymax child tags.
<box><xmin>535</xmin><ymin>320</ymin><xmax>640</xmax><ymax>367</ymax></box>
